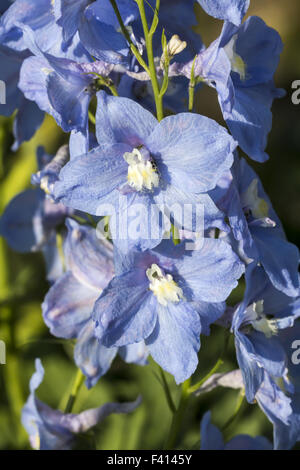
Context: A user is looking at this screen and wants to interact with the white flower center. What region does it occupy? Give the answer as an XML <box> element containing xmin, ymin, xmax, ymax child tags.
<box><xmin>123</xmin><ymin>148</ymin><xmax>159</xmax><ymax>192</ymax></box>
<box><xmin>224</xmin><ymin>35</ymin><xmax>247</xmax><ymax>81</ymax></box>
<box><xmin>146</xmin><ymin>263</ymin><xmax>184</xmax><ymax>307</ymax></box>
<box><xmin>246</xmin><ymin>300</ymin><xmax>278</xmax><ymax>338</ymax></box>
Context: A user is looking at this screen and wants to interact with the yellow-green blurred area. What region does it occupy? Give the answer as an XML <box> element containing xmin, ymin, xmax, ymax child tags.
<box><xmin>0</xmin><ymin>0</ymin><xmax>300</xmax><ymax>450</ymax></box>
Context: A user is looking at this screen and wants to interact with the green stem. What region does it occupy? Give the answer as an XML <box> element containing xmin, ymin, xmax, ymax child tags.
<box><xmin>64</xmin><ymin>369</ymin><xmax>85</xmax><ymax>414</ymax></box>
<box><xmin>108</xmin><ymin>0</ymin><xmax>149</xmax><ymax>74</ymax></box>
<box><xmin>187</xmin><ymin>358</ymin><xmax>224</xmax><ymax>394</ymax></box>
<box><xmin>222</xmin><ymin>391</ymin><xmax>245</xmax><ymax>431</ymax></box>
<box><xmin>158</xmin><ymin>366</ymin><xmax>177</xmax><ymax>414</ymax></box>
<box><xmin>171</xmin><ymin>224</ymin><xmax>180</xmax><ymax>246</ymax></box>
<box><xmin>188</xmin><ymin>330</ymin><xmax>230</xmax><ymax>394</ymax></box>
<box><xmin>88</xmin><ymin>111</ymin><xmax>96</xmax><ymax>125</ymax></box>
<box><xmin>56</xmin><ymin>232</ymin><xmax>66</xmax><ymax>272</ymax></box>
<box><xmin>188</xmin><ymin>56</ymin><xmax>197</xmax><ymax>112</ymax></box>
<box><xmin>164</xmin><ymin>378</ymin><xmax>191</xmax><ymax>449</ymax></box>
<box><xmin>136</xmin><ymin>0</ymin><xmax>164</xmax><ymax>121</ymax></box>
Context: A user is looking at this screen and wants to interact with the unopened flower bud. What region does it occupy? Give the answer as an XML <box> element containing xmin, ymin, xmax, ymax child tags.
<box><xmin>160</xmin><ymin>35</ymin><xmax>187</xmax><ymax>69</ymax></box>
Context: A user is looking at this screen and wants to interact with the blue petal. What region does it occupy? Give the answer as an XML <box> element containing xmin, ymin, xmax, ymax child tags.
<box><xmin>192</xmin><ymin>301</ymin><xmax>226</xmax><ymax>336</ymax></box>
<box><xmin>64</xmin><ymin>219</ymin><xmax>114</xmax><ymax>291</ymax></box>
<box><xmin>256</xmin><ymin>372</ymin><xmax>292</xmax><ymax>426</ymax></box>
<box><xmin>57</xmin><ymin>0</ymin><xmax>89</xmax><ymax>42</ymax></box>
<box><xmin>95</xmin><ymin>91</ymin><xmax>157</xmax><ymax>146</ymax></box>
<box><xmin>197</xmin><ymin>0</ymin><xmax>250</xmax><ymax>26</ymax></box>
<box><xmin>234</xmin><ymin>16</ymin><xmax>283</xmax><ymax>88</ymax></box>
<box><xmin>79</xmin><ymin>1</ymin><xmax>129</xmax><ymax>65</ymax></box>
<box><xmin>234</xmin><ymin>331</ymin><xmax>264</xmax><ymax>403</ymax></box>
<box><xmin>200</xmin><ymin>411</ymin><xmax>225</xmax><ymax>450</ymax></box>
<box><xmin>75</xmin><ymin>320</ymin><xmax>118</xmax><ymax>389</ymax></box>
<box><xmin>173</xmin><ymin>238</ymin><xmax>244</xmax><ymax>303</ymax></box>
<box><xmin>252</xmin><ymin>227</ymin><xmax>299</xmax><ymax>298</ymax></box>
<box><xmin>46</xmin><ymin>65</ymin><xmax>91</xmax><ymax>132</ymax></box>
<box><xmin>146</xmin><ymin>301</ymin><xmax>201</xmax><ymax>384</ymax></box>
<box><xmin>0</xmin><ymin>44</ymin><xmax>25</xmax><ymax>116</ymax></box>
<box><xmin>12</xmin><ymin>98</ymin><xmax>44</xmax><ymax>150</ymax></box>
<box><xmin>54</xmin><ymin>143</ymin><xmax>130</xmax><ymax>214</ymax></box>
<box><xmin>145</xmin><ymin>113</ymin><xmax>237</xmax><ymax>193</ymax></box>
<box><xmin>156</xmin><ymin>184</ymin><xmax>228</xmax><ymax>232</ymax></box>
<box><xmin>0</xmin><ymin>188</ymin><xmax>44</xmax><ymax>252</ymax></box>
<box><xmin>225</xmin><ymin>83</ymin><xmax>283</xmax><ymax>162</ymax></box>
<box><xmin>93</xmin><ymin>271</ymin><xmax>156</xmax><ymax>347</ymax></box>
<box><xmin>226</xmin><ymin>435</ymin><xmax>272</xmax><ymax>450</ymax></box>
<box><xmin>119</xmin><ymin>341</ymin><xmax>149</xmax><ymax>366</ymax></box>
<box><xmin>42</xmin><ymin>271</ymin><xmax>98</xmax><ymax>339</ymax></box>
<box><xmin>19</xmin><ymin>55</ymin><xmax>60</xmax><ymax>118</ymax></box>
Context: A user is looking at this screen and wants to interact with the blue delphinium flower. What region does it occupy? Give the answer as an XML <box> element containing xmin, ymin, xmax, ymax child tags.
<box><xmin>92</xmin><ymin>237</ymin><xmax>243</xmax><ymax>383</ymax></box>
<box><xmin>0</xmin><ymin>146</ymin><xmax>72</xmax><ymax>281</ymax></box>
<box><xmin>22</xmin><ymin>359</ymin><xmax>141</xmax><ymax>450</ymax></box>
<box><xmin>197</xmin><ymin>1</ymin><xmax>250</xmax><ymax>27</ymax></box>
<box><xmin>182</xmin><ymin>16</ymin><xmax>284</xmax><ymax>162</ymax></box>
<box><xmin>200</xmin><ymin>411</ymin><xmax>272</xmax><ymax>450</ymax></box>
<box><xmin>42</xmin><ymin>219</ymin><xmax>148</xmax><ymax>388</ymax></box>
<box><xmin>232</xmin><ymin>263</ymin><xmax>300</xmax><ymax>403</ymax></box>
<box><xmin>16</xmin><ymin>23</ymin><xmax>113</xmax><ymax>140</ymax></box>
<box><xmin>0</xmin><ymin>0</ymin><xmax>93</xmax><ymax>149</ymax></box>
<box><xmin>54</xmin><ymin>92</ymin><xmax>237</xmax><ymax>250</ymax></box>
<box><xmin>213</xmin><ymin>156</ymin><xmax>299</xmax><ymax>297</ymax></box>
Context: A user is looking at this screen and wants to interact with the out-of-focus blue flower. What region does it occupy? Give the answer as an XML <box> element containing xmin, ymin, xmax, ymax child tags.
<box><xmin>0</xmin><ymin>1</ymin><xmax>92</xmax><ymax>149</ymax></box>
<box><xmin>0</xmin><ymin>146</ymin><xmax>72</xmax><ymax>281</ymax></box>
<box><xmin>232</xmin><ymin>264</ymin><xmax>300</xmax><ymax>403</ymax></box>
<box><xmin>214</xmin><ymin>156</ymin><xmax>299</xmax><ymax>297</ymax></box>
<box><xmin>54</xmin><ymin>92</ymin><xmax>236</xmax><ymax>250</ymax></box>
<box><xmin>0</xmin><ymin>43</ymin><xmax>45</xmax><ymax>149</ymax></box>
<box><xmin>42</xmin><ymin>219</ymin><xmax>148</xmax><ymax>388</ymax></box>
<box><xmin>22</xmin><ymin>358</ymin><xmax>141</xmax><ymax>450</ymax></box>
<box><xmin>92</xmin><ymin>237</ymin><xmax>243</xmax><ymax>383</ymax></box>
<box><xmin>197</xmin><ymin>0</ymin><xmax>250</xmax><ymax>26</ymax></box>
<box><xmin>183</xmin><ymin>16</ymin><xmax>284</xmax><ymax>162</ymax></box>
<box><xmin>200</xmin><ymin>411</ymin><xmax>272</xmax><ymax>450</ymax></box>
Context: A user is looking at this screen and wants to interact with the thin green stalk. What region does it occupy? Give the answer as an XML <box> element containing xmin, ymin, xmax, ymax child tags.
<box><xmin>109</xmin><ymin>0</ymin><xmax>149</xmax><ymax>74</ymax></box>
<box><xmin>187</xmin><ymin>358</ymin><xmax>224</xmax><ymax>394</ymax></box>
<box><xmin>188</xmin><ymin>56</ymin><xmax>197</xmax><ymax>112</ymax></box>
<box><xmin>171</xmin><ymin>224</ymin><xmax>180</xmax><ymax>246</ymax></box>
<box><xmin>164</xmin><ymin>378</ymin><xmax>191</xmax><ymax>449</ymax></box>
<box><xmin>136</xmin><ymin>0</ymin><xmax>164</xmax><ymax>121</ymax></box>
<box><xmin>188</xmin><ymin>330</ymin><xmax>230</xmax><ymax>394</ymax></box>
<box><xmin>158</xmin><ymin>366</ymin><xmax>177</xmax><ymax>414</ymax></box>
<box><xmin>64</xmin><ymin>369</ymin><xmax>85</xmax><ymax>414</ymax></box>
<box><xmin>56</xmin><ymin>232</ymin><xmax>66</xmax><ymax>272</ymax></box>
<box><xmin>88</xmin><ymin>111</ymin><xmax>96</xmax><ymax>125</ymax></box>
<box><xmin>222</xmin><ymin>391</ymin><xmax>245</xmax><ymax>431</ymax></box>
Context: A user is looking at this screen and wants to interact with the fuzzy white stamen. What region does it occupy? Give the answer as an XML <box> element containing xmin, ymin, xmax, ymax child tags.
<box><xmin>146</xmin><ymin>263</ymin><xmax>184</xmax><ymax>307</ymax></box>
<box><xmin>246</xmin><ymin>300</ymin><xmax>278</xmax><ymax>338</ymax></box>
<box><xmin>123</xmin><ymin>148</ymin><xmax>159</xmax><ymax>192</ymax></box>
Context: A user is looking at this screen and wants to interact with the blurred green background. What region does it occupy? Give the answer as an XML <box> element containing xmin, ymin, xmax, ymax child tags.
<box><xmin>0</xmin><ymin>0</ymin><xmax>300</xmax><ymax>450</ymax></box>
